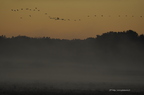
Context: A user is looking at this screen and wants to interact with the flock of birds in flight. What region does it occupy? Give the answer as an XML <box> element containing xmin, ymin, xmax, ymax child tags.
<box><xmin>11</xmin><ymin>7</ymin><xmax>81</xmax><ymax>21</ymax></box>
<box><xmin>11</xmin><ymin>7</ymin><xmax>143</xmax><ymax>22</ymax></box>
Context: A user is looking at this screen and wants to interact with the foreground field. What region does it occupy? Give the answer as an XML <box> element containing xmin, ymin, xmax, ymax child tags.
<box><xmin>0</xmin><ymin>83</ymin><xmax>144</xmax><ymax>95</ymax></box>
<box><xmin>0</xmin><ymin>88</ymin><xmax>144</xmax><ymax>95</ymax></box>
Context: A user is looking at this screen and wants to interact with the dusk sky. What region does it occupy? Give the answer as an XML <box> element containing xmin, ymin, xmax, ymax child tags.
<box><xmin>0</xmin><ymin>0</ymin><xmax>144</xmax><ymax>39</ymax></box>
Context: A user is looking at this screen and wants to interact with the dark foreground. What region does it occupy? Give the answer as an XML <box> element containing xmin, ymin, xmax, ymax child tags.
<box><xmin>1</xmin><ymin>89</ymin><xmax>144</xmax><ymax>95</ymax></box>
<box><xmin>0</xmin><ymin>84</ymin><xmax>144</xmax><ymax>95</ymax></box>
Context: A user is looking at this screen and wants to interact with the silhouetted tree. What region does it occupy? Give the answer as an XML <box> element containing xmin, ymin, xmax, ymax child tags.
<box><xmin>125</xmin><ymin>30</ymin><xmax>138</xmax><ymax>40</ymax></box>
<box><xmin>0</xmin><ymin>35</ymin><xmax>6</xmax><ymax>39</ymax></box>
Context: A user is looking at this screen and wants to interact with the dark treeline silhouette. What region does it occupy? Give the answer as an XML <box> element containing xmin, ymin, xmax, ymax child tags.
<box><xmin>0</xmin><ymin>30</ymin><xmax>144</xmax><ymax>65</ymax></box>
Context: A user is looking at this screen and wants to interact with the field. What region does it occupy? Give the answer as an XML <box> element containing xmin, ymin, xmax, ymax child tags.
<box><xmin>0</xmin><ymin>82</ymin><xmax>144</xmax><ymax>95</ymax></box>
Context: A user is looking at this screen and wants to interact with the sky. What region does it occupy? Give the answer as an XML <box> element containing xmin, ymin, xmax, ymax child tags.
<box><xmin>0</xmin><ymin>0</ymin><xmax>144</xmax><ymax>39</ymax></box>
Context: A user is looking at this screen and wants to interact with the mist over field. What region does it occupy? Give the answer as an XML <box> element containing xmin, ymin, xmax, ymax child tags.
<box><xmin>0</xmin><ymin>30</ymin><xmax>144</xmax><ymax>92</ymax></box>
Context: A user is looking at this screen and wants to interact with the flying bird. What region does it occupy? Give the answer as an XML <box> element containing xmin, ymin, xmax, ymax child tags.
<box><xmin>56</xmin><ymin>17</ymin><xmax>59</xmax><ymax>20</ymax></box>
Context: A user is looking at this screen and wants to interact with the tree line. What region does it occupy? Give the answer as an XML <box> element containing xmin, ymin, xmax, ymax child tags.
<box><xmin>0</xmin><ymin>30</ymin><xmax>144</xmax><ymax>65</ymax></box>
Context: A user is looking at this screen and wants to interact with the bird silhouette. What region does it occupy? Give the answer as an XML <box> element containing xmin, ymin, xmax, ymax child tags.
<box><xmin>29</xmin><ymin>15</ymin><xmax>31</xmax><ymax>17</ymax></box>
<box><xmin>56</xmin><ymin>17</ymin><xmax>59</xmax><ymax>20</ymax></box>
